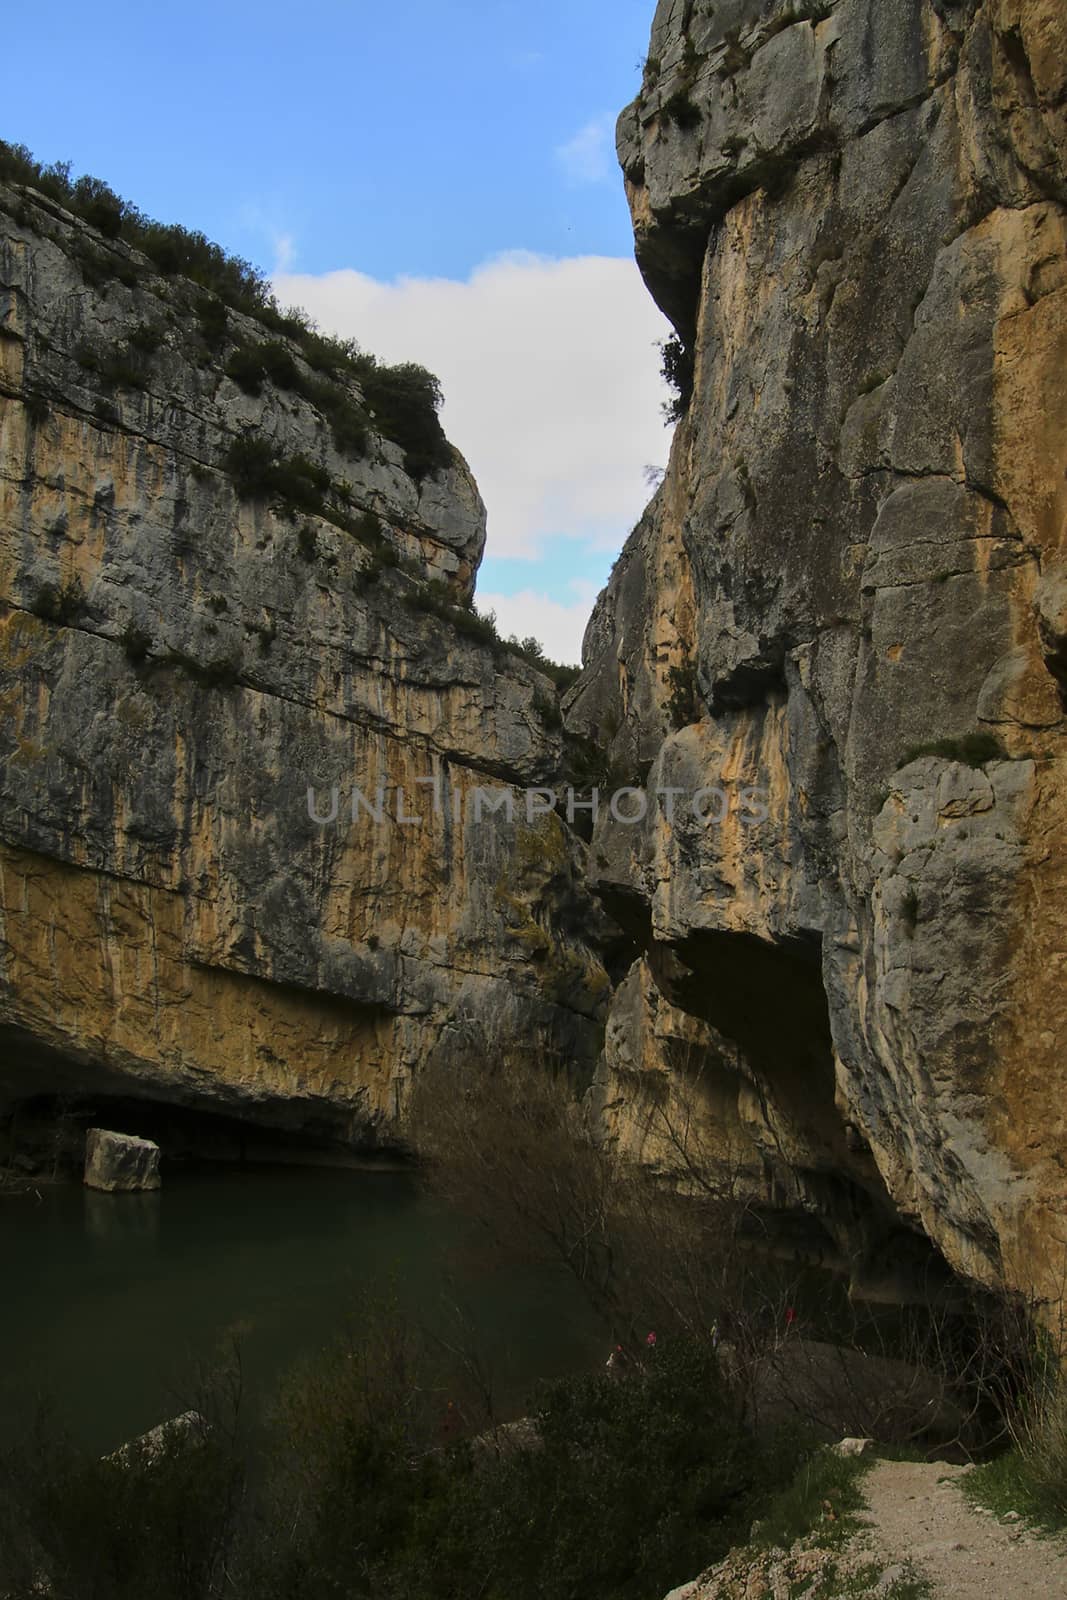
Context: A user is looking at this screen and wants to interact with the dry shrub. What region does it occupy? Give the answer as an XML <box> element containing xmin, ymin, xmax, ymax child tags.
<box><xmin>995</xmin><ymin>1295</ymin><xmax>1067</xmax><ymax>1515</ymax></box>
<box><xmin>409</xmin><ymin>1052</ymin><xmax>795</xmax><ymax>1364</ymax></box>
<box><xmin>408</xmin><ymin>1051</ymin><xmax>1047</xmax><ymax>1459</ymax></box>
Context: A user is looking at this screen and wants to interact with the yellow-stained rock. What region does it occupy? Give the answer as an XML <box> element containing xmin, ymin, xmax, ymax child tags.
<box><xmin>571</xmin><ymin>0</ymin><xmax>1067</xmax><ymax>1307</ymax></box>
<box><xmin>0</xmin><ymin>184</ymin><xmax>609</xmax><ymax>1158</ymax></box>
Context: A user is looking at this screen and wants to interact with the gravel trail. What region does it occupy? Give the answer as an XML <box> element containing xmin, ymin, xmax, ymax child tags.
<box><xmin>860</xmin><ymin>1458</ymin><xmax>1067</xmax><ymax>1598</ymax></box>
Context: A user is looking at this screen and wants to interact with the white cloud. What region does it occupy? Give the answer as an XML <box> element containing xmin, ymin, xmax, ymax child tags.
<box><xmin>555</xmin><ymin>113</ymin><xmax>617</xmax><ymax>186</ymax></box>
<box><xmin>478</xmin><ymin>582</ymin><xmax>600</xmax><ymax>666</ymax></box>
<box><xmin>272</xmin><ymin>231</ymin><xmax>296</xmax><ymax>273</ymax></box>
<box><xmin>237</xmin><ymin>201</ymin><xmax>297</xmax><ymax>273</ymax></box>
<box><xmin>273</xmin><ymin>251</ymin><xmax>671</xmax><ymax>563</ymax></box>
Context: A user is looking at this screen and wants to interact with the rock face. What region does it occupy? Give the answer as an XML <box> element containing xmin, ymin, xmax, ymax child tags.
<box><xmin>570</xmin><ymin>0</ymin><xmax>1067</xmax><ymax>1303</ymax></box>
<box><xmin>84</xmin><ymin>1127</ymin><xmax>161</xmax><ymax>1192</ymax></box>
<box><xmin>0</xmin><ymin>183</ymin><xmax>609</xmax><ymax>1159</ymax></box>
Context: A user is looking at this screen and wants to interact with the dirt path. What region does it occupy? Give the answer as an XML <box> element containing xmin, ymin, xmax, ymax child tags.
<box><xmin>664</xmin><ymin>1455</ymin><xmax>1067</xmax><ymax>1598</ymax></box>
<box><xmin>860</xmin><ymin>1458</ymin><xmax>1067</xmax><ymax>1598</ymax></box>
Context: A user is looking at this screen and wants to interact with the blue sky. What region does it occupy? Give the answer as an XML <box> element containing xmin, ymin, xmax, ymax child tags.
<box><xmin>5</xmin><ymin>0</ymin><xmax>671</xmax><ymax>660</ymax></box>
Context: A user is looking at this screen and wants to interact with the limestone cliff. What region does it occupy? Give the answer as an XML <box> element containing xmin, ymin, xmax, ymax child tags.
<box><xmin>0</xmin><ymin>180</ymin><xmax>609</xmax><ymax>1159</ymax></box>
<box><xmin>571</xmin><ymin>0</ymin><xmax>1067</xmax><ymax>1304</ymax></box>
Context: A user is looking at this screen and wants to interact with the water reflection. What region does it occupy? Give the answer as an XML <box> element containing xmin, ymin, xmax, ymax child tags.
<box><xmin>0</xmin><ymin>1165</ymin><xmax>604</xmax><ymax>1455</ymax></box>
<box><xmin>83</xmin><ymin>1188</ymin><xmax>161</xmax><ymax>1246</ymax></box>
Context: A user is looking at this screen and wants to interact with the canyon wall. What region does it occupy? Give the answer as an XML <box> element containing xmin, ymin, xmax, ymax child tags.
<box><xmin>570</xmin><ymin>0</ymin><xmax>1067</xmax><ymax>1303</ymax></box>
<box><xmin>0</xmin><ymin>183</ymin><xmax>609</xmax><ymax>1157</ymax></box>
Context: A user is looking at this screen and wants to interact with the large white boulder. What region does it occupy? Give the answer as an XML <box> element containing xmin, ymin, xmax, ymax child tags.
<box><xmin>83</xmin><ymin>1128</ymin><xmax>161</xmax><ymax>1192</ymax></box>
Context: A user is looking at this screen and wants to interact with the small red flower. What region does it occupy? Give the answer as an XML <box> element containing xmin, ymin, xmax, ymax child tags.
<box><xmin>646</xmin><ymin>1331</ymin><xmax>657</xmax><ymax>1347</ymax></box>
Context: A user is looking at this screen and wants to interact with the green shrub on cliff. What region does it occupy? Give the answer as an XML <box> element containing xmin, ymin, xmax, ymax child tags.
<box><xmin>222</xmin><ymin>337</ymin><xmax>373</xmax><ymax>461</ymax></box>
<box><xmin>224</xmin><ymin>436</ymin><xmax>331</xmax><ymax>516</ymax></box>
<box><xmin>660</xmin><ymin>332</ymin><xmax>694</xmax><ymax>421</ymax></box>
<box><xmin>353</xmin><ymin>358</ymin><xmax>451</xmax><ymax>480</ymax></box>
<box><xmin>662</xmin><ymin>90</ymin><xmax>702</xmax><ymax>130</ymax></box>
<box><xmin>401</xmin><ymin>581</ymin><xmax>578</xmax><ymax>688</ymax></box>
<box><xmin>0</xmin><ymin>138</ymin><xmax>450</xmax><ymax>479</ymax></box>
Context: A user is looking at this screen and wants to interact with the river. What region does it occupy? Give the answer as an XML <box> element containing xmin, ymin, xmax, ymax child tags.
<box><xmin>0</xmin><ymin>1164</ymin><xmax>606</xmax><ymax>1455</ymax></box>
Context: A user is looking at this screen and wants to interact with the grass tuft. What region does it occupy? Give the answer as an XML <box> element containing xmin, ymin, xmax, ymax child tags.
<box><xmin>749</xmin><ymin>1447</ymin><xmax>871</xmax><ymax>1553</ymax></box>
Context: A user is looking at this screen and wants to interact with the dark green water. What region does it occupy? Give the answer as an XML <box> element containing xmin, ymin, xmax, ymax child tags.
<box><xmin>0</xmin><ymin>1166</ymin><xmax>605</xmax><ymax>1455</ymax></box>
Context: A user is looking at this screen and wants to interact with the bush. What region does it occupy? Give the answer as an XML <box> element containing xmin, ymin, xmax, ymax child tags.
<box><xmin>237</xmin><ymin>1323</ymin><xmax>803</xmax><ymax>1600</ymax></box>
<box><xmin>660</xmin><ymin>333</ymin><xmax>695</xmax><ymax>422</ymax></box>
<box><xmin>299</xmin><ymin>326</ymin><xmax>360</xmax><ymax>376</ymax></box>
<box><xmin>121</xmin><ymin>623</ymin><xmax>152</xmax><ymax>662</ymax></box>
<box><xmin>270</xmin><ymin>455</ymin><xmax>331</xmax><ymax>513</ymax></box>
<box><xmin>1015</xmin><ymin>1382</ymin><xmax>1067</xmax><ymax>1522</ymax></box>
<box><xmin>966</xmin><ymin>1325</ymin><xmax>1067</xmax><ymax>1530</ymax></box>
<box><xmin>533</xmin><ymin>688</ymin><xmax>563</xmax><ymax>730</ymax></box>
<box><xmin>76</xmin><ymin>337</ymin><xmax>152</xmax><ymax>391</ymax></box>
<box><xmin>29</xmin><ymin>575</ymin><xmax>86</xmax><ymax>624</ymax></box>
<box><xmin>512</xmin><ymin>1340</ymin><xmax>769</xmax><ymax>1598</ymax></box>
<box><xmin>71</xmin><ymin>173</ymin><xmax>124</xmax><ymax>238</ymax></box>
<box><xmin>0</xmin><ymin>1307</ymin><xmax>820</xmax><ymax>1600</ymax></box>
<box><xmin>352</xmin><ymin>510</ymin><xmax>380</xmax><ymax>542</ymax></box>
<box><xmin>0</xmin><ymin>1388</ymin><xmax>244</xmax><ymax>1600</ymax></box>
<box><xmin>157</xmin><ymin>646</ymin><xmax>242</xmax><ymax>689</ymax></box>
<box><xmin>357</xmin><ymin>359</ymin><xmax>452</xmax><ymax>479</ymax></box>
<box><xmin>222</xmin><ymin>339</ymin><xmax>372</xmax><ymax>460</ymax></box>
<box><xmin>193</xmin><ymin>293</ymin><xmax>228</xmax><ymax>354</ymax></box>
<box><xmin>223</xmin><ymin>434</ymin><xmax>277</xmax><ymax>496</ymax></box>
<box><xmin>404</xmin><ymin>580</ymin><xmax>498</xmax><ymax>644</ymax></box>
<box><xmin>223</xmin><ymin>435</ymin><xmax>332</xmax><ymax>517</ymax></box>
<box><xmin>224</xmin><ymin>344</ymin><xmax>267</xmax><ymax>396</ymax></box>
<box><xmin>222</xmin><ymin>337</ymin><xmax>303</xmax><ymax>396</ymax></box>
<box><xmin>403</xmin><ymin>583</ymin><xmax>578</xmax><ymax>686</ymax></box>
<box><xmin>317</xmin><ymin>388</ymin><xmax>370</xmax><ymax>458</ymax></box>
<box><xmin>662</xmin><ymin>90</ymin><xmax>702</xmax><ymax>130</ymax></box>
<box><xmin>128</xmin><ymin>320</ymin><xmax>164</xmax><ymax>356</ymax></box>
<box><xmin>363</xmin><ymin>542</ymin><xmax>400</xmax><ymax>584</ymax></box>
<box><xmin>72</xmin><ymin>241</ymin><xmax>115</xmax><ymax>289</ymax></box>
<box><xmin>224</xmin><ymin>338</ymin><xmax>306</xmax><ymax>397</ymax></box>
<box><xmin>258</xmin><ymin>340</ymin><xmax>301</xmax><ymax>389</ymax></box>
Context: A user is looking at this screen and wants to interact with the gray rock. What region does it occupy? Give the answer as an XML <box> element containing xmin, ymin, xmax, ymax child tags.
<box><xmin>0</xmin><ymin>184</ymin><xmax>610</xmax><ymax>1156</ymax></box>
<box><xmin>1035</xmin><ymin>565</ymin><xmax>1067</xmax><ymax>700</ymax></box>
<box><xmin>106</xmin><ymin>1410</ymin><xmax>205</xmax><ymax>1465</ymax></box>
<box><xmin>84</xmin><ymin>1128</ymin><xmax>161</xmax><ymax>1192</ymax></box>
<box><xmin>572</xmin><ymin>0</ymin><xmax>1067</xmax><ymax>1305</ymax></box>
<box><xmin>834</xmin><ymin>1437</ymin><xmax>875</xmax><ymax>1458</ymax></box>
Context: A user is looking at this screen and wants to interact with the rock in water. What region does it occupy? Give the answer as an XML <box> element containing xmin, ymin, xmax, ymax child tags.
<box><xmin>84</xmin><ymin>1128</ymin><xmax>161</xmax><ymax>1193</ymax></box>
